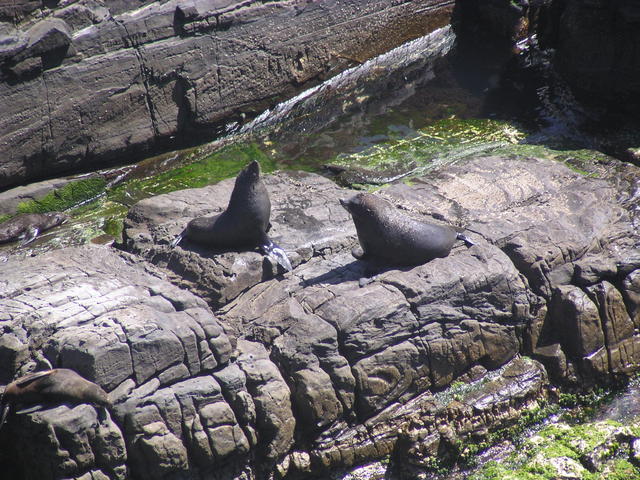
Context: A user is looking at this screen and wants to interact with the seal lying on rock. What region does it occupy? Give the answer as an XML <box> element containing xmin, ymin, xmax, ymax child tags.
<box><xmin>0</xmin><ymin>369</ymin><xmax>111</xmax><ymax>428</ymax></box>
<box><xmin>340</xmin><ymin>192</ymin><xmax>475</xmax><ymax>265</ymax></box>
<box><xmin>0</xmin><ymin>212</ymin><xmax>70</xmax><ymax>246</ymax></box>
<box><xmin>171</xmin><ymin>160</ymin><xmax>293</xmax><ymax>272</ymax></box>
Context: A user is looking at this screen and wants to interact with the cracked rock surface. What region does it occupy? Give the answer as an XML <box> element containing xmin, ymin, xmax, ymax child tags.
<box><xmin>0</xmin><ymin>0</ymin><xmax>453</xmax><ymax>189</ymax></box>
<box><xmin>1</xmin><ymin>154</ymin><xmax>639</xmax><ymax>478</ymax></box>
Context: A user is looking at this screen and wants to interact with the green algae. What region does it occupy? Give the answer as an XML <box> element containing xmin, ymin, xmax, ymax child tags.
<box><xmin>15</xmin><ymin>177</ymin><xmax>107</xmax><ymax>215</ymax></box>
<box><xmin>326</xmin><ymin>117</ymin><xmax>527</xmax><ymax>185</ymax></box>
<box><xmin>108</xmin><ymin>143</ymin><xmax>278</xmax><ymax>206</ymax></box>
<box><xmin>468</xmin><ymin>419</ymin><xmax>640</xmax><ymax>480</ymax></box>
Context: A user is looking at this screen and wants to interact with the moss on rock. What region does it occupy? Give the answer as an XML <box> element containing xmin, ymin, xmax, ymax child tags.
<box><xmin>15</xmin><ymin>177</ymin><xmax>107</xmax><ymax>214</ymax></box>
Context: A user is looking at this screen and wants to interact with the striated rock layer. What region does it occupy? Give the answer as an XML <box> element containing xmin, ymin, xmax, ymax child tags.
<box><xmin>1</xmin><ymin>154</ymin><xmax>639</xmax><ymax>478</ymax></box>
<box><xmin>0</xmin><ymin>0</ymin><xmax>453</xmax><ymax>189</ymax></box>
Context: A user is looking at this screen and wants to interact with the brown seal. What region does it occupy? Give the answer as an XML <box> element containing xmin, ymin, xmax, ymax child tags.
<box><xmin>0</xmin><ymin>212</ymin><xmax>70</xmax><ymax>245</ymax></box>
<box><xmin>0</xmin><ymin>369</ymin><xmax>111</xmax><ymax>427</ymax></box>
<box><xmin>340</xmin><ymin>192</ymin><xmax>474</xmax><ymax>265</ymax></box>
<box><xmin>171</xmin><ymin>160</ymin><xmax>292</xmax><ymax>271</ymax></box>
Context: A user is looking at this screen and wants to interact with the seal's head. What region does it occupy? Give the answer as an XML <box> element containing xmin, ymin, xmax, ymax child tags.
<box><xmin>340</xmin><ymin>193</ymin><xmax>381</xmax><ymax>218</ymax></box>
<box><xmin>236</xmin><ymin>160</ymin><xmax>261</xmax><ymax>185</ymax></box>
<box><xmin>82</xmin><ymin>382</ymin><xmax>112</xmax><ymax>408</ymax></box>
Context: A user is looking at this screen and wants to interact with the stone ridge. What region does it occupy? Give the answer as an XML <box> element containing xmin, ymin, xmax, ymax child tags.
<box><xmin>0</xmin><ymin>0</ymin><xmax>453</xmax><ymax>189</ymax></box>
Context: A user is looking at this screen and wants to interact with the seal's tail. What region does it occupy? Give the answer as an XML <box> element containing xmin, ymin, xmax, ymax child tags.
<box><xmin>261</xmin><ymin>240</ymin><xmax>293</xmax><ymax>272</ymax></box>
<box><xmin>170</xmin><ymin>229</ymin><xmax>186</xmax><ymax>249</ymax></box>
<box><xmin>456</xmin><ymin>233</ymin><xmax>475</xmax><ymax>248</ymax></box>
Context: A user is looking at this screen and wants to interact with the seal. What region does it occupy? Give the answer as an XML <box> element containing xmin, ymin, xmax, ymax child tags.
<box><xmin>340</xmin><ymin>192</ymin><xmax>474</xmax><ymax>265</ymax></box>
<box><xmin>0</xmin><ymin>369</ymin><xmax>111</xmax><ymax>428</ymax></box>
<box><xmin>171</xmin><ymin>160</ymin><xmax>292</xmax><ymax>271</ymax></box>
<box><xmin>0</xmin><ymin>212</ymin><xmax>70</xmax><ymax>246</ymax></box>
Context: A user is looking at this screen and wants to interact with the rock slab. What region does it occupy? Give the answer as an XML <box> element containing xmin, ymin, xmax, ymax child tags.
<box><xmin>0</xmin><ymin>0</ymin><xmax>453</xmax><ymax>189</ymax></box>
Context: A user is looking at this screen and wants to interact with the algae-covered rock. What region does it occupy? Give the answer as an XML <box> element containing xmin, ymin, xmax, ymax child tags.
<box><xmin>469</xmin><ymin>420</ymin><xmax>640</xmax><ymax>480</ymax></box>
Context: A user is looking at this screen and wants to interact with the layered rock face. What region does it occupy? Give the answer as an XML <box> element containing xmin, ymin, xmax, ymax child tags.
<box><xmin>0</xmin><ymin>0</ymin><xmax>452</xmax><ymax>189</ymax></box>
<box><xmin>1</xmin><ymin>153</ymin><xmax>638</xmax><ymax>478</ymax></box>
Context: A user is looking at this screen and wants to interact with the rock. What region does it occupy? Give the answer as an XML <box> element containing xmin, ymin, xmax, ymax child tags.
<box><xmin>2</xmin><ymin>404</ymin><xmax>127</xmax><ymax>480</ymax></box>
<box><xmin>623</xmin><ymin>269</ymin><xmax>640</xmax><ymax>327</ymax></box>
<box><xmin>587</xmin><ymin>281</ymin><xmax>640</xmax><ymax>376</ymax></box>
<box><xmin>388</xmin><ymin>357</ymin><xmax>549</xmax><ymax>474</ymax></box>
<box><xmin>0</xmin><ymin>245</ymin><xmax>242</xmax><ymax>479</ymax></box>
<box><xmin>550</xmin><ymin>285</ymin><xmax>605</xmax><ymax>361</ymax></box>
<box><xmin>0</xmin><ymin>0</ymin><xmax>454</xmax><ymax>189</ymax></box>
<box><xmin>0</xmin><ymin>176</ymin><xmax>79</xmax><ymax>216</ymax></box>
<box><xmin>2</xmin><ymin>153</ymin><xmax>640</xmax><ymax>477</ymax></box>
<box><xmin>236</xmin><ymin>340</ymin><xmax>296</xmax><ymax>463</ymax></box>
<box><xmin>540</xmin><ymin>0</ymin><xmax>640</xmax><ymax>114</ymax></box>
<box><xmin>123</xmin><ymin>170</ymin><xmax>357</xmax><ymax>308</ymax></box>
<box><xmin>19</xmin><ymin>18</ymin><xmax>72</xmax><ymax>61</ymax></box>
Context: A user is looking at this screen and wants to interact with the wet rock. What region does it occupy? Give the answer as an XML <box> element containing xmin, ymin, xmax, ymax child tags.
<box><xmin>548</xmin><ymin>0</ymin><xmax>640</xmax><ymax>114</ymax></box>
<box><xmin>388</xmin><ymin>357</ymin><xmax>549</xmax><ymax>475</ymax></box>
<box><xmin>0</xmin><ymin>0</ymin><xmax>454</xmax><ymax>189</ymax></box>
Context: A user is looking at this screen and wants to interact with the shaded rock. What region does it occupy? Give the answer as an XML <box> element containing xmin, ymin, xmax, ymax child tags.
<box><xmin>20</xmin><ymin>18</ymin><xmax>72</xmax><ymax>61</ymax></box>
<box><xmin>587</xmin><ymin>280</ymin><xmax>640</xmax><ymax>376</ymax></box>
<box><xmin>550</xmin><ymin>285</ymin><xmax>605</xmax><ymax>361</ymax></box>
<box><xmin>623</xmin><ymin>269</ymin><xmax>640</xmax><ymax>327</ymax></box>
<box><xmin>236</xmin><ymin>340</ymin><xmax>295</xmax><ymax>464</ymax></box>
<box><xmin>54</xmin><ymin>2</ymin><xmax>111</xmax><ymax>31</ymax></box>
<box><xmin>540</xmin><ymin>0</ymin><xmax>640</xmax><ymax>114</ymax></box>
<box><xmin>1</xmin><ymin>404</ymin><xmax>126</xmax><ymax>480</ymax></box>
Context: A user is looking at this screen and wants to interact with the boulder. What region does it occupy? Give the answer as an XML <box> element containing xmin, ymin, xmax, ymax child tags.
<box><xmin>0</xmin><ymin>245</ymin><xmax>243</xmax><ymax>479</ymax></box>
<box><xmin>123</xmin><ymin>170</ymin><xmax>357</xmax><ymax>309</ymax></box>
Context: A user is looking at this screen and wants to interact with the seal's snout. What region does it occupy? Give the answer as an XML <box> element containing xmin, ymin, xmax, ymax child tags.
<box><xmin>339</xmin><ymin>198</ymin><xmax>350</xmax><ymax>210</ymax></box>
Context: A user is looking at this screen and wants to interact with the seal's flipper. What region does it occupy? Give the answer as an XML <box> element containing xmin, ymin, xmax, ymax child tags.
<box><xmin>0</xmin><ymin>403</ymin><xmax>9</xmax><ymax>429</ymax></box>
<box><xmin>21</xmin><ymin>226</ymin><xmax>39</xmax><ymax>246</ymax></box>
<box><xmin>14</xmin><ymin>370</ymin><xmax>53</xmax><ymax>387</ymax></box>
<box><xmin>15</xmin><ymin>404</ymin><xmax>44</xmax><ymax>414</ymax></box>
<box><xmin>261</xmin><ymin>240</ymin><xmax>293</xmax><ymax>272</ymax></box>
<box><xmin>456</xmin><ymin>233</ymin><xmax>475</xmax><ymax>248</ymax></box>
<box><xmin>170</xmin><ymin>230</ymin><xmax>186</xmax><ymax>249</ymax></box>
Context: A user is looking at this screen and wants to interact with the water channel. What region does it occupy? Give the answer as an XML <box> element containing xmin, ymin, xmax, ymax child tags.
<box><xmin>5</xmin><ymin>24</ymin><xmax>635</xmax><ymax>260</ymax></box>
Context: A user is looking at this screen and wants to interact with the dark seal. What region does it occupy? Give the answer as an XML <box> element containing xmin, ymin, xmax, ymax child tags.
<box><xmin>171</xmin><ymin>160</ymin><xmax>292</xmax><ymax>271</ymax></box>
<box><xmin>0</xmin><ymin>369</ymin><xmax>111</xmax><ymax>428</ymax></box>
<box><xmin>340</xmin><ymin>192</ymin><xmax>474</xmax><ymax>265</ymax></box>
<box><xmin>0</xmin><ymin>212</ymin><xmax>70</xmax><ymax>246</ymax></box>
